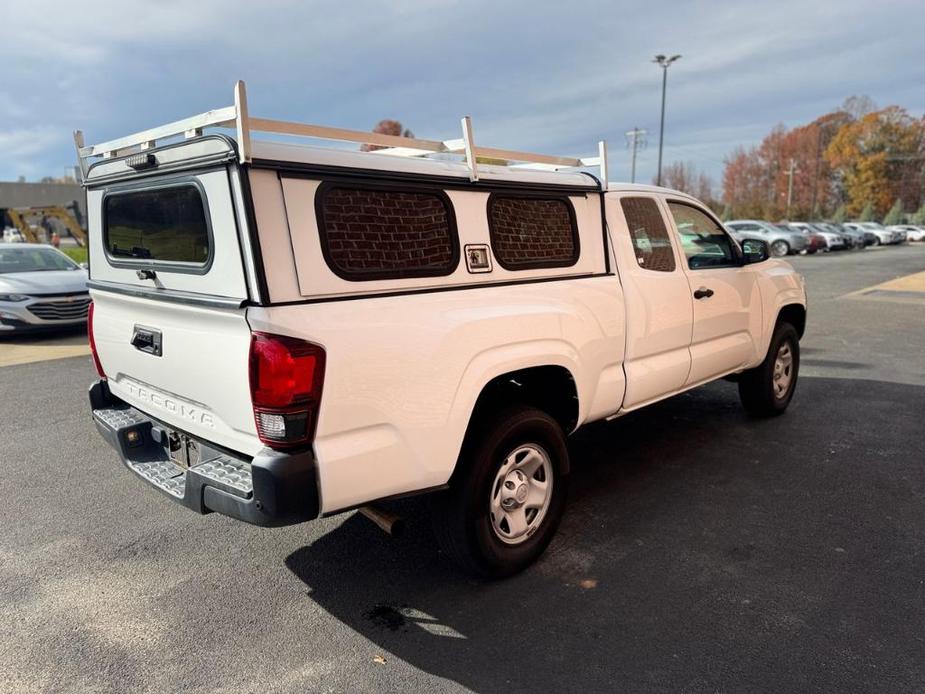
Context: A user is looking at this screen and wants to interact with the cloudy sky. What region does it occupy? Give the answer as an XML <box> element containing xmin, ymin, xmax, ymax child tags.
<box><xmin>2</xmin><ymin>0</ymin><xmax>923</xmax><ymax>186</ymax></box>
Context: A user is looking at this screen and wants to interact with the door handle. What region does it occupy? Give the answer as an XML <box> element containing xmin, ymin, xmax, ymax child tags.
<box><xmin>693</xmin><ymin>287</ymin><xmax>714</xmax><ymax>299</ymax></box>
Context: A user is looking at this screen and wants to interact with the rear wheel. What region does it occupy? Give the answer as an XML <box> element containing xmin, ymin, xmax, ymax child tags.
<box><xmin>770</xmin><ymin>240</ymin><xmax>790</xmax><ymax>257</ymax></box>
<box><xmin>738</xmin><ymin>322</ymin><xmax>800</xmax><ymax>417</ymax></box>
<box><xmin>430</xmin><ymin>406</ymin><xmax>568</xmax><ymax>578</ymax></box>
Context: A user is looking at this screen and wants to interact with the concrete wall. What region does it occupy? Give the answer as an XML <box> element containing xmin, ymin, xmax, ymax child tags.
<box><xmin>0</xmin><ymin>182</ymin><xmax>87</xmax><ymax>228</ymax></box>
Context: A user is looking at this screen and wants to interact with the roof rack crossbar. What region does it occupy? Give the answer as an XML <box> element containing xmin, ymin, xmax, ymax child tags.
<box><xmin>75</xmin><ymin>80</ymin><xmax>609</xmax><ymax>190</ymax></box>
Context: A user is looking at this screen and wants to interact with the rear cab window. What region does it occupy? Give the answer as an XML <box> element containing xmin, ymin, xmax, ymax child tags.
<box><xmin>103</xmin><ymin>183</ymin><xmax>212</xmax><ymax>270</ymax></box>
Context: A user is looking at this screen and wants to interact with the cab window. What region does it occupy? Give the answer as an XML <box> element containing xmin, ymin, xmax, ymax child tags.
<box><xmin>620</xmin><ymin>197</ymin><xmax>675</xmax><ymax>272</ymax></box>
<box><xmin>667</xmin><ymin>202</ymin><xmax>738</xmax><ymax>269</ymax></box>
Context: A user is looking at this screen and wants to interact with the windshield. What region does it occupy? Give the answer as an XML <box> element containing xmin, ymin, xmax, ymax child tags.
<box><xmin>0</xmin><ymin>246</ymin><xmax>79</xmax><ymax>274</ymax></box>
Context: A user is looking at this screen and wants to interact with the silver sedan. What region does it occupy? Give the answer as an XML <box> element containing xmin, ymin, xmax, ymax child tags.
<box><xmin>725</xmin><ymin>220</ymin><xmax>808</xmax><ymax>257</ymax></box>
<box><xmin>0</xmin><ymin>244</ymin><xmax>90</xmax><ymax>333</ymax></box>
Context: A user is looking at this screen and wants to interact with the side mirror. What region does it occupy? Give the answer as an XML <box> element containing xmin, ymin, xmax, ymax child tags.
<box><xmin>741</xmin><ymin>238</ymin><xmax>769</xmax><ymax>264</ymax></box>
<box><xmin>79</xmin><ymin>262</ymin><xmax>89</xmax><ymax>270</ymax></box>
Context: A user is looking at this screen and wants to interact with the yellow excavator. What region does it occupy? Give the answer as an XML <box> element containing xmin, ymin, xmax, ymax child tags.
<box><xmin>3</xmin><ymin>205</ymin><xmax>87</xmax><ymax>247</ymax></box>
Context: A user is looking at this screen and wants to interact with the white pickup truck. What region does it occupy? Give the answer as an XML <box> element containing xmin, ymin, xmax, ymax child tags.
<box><xmin>79</xmin><ymin>83</ymin><xmax>806</xmax><ymax>577</ymax></box>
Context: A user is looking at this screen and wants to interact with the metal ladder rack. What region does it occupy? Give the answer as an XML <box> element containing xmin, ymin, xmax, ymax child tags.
<box><xmin>75</xmin><ymin>81</ymin><xmax>608</xmax><ymax>189</ymax></box>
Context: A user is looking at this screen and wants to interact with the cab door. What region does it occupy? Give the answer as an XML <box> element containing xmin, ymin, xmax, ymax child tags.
<box><xmin>607</xmin><ymin>194</ymin><xmax>693</xmax><ymax>409</ymax></box>
<box><xmin>663</xmin><ymin>199</ymin><xmax>762</xmax><ymax>385</ymax></box>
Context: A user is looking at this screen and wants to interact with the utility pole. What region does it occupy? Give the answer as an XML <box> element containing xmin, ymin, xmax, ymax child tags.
<box><xmin>811</xmin><ymin>119</ymin><xmax>837</xmax><ymax>218</ymax></box>
<box><xmin>785</xmin><ymin>158</ymin><xmax>799</xmax><ymax>218</ymax></box>
<box><xmin>653</xmin><ymin>54</ymin><xmax>681</xmax><ymax>186</ymax></box>
<box><xmin>625</xmin><ymin>127</ymin><xmax>647</xmax><ymax>183</ymax></box>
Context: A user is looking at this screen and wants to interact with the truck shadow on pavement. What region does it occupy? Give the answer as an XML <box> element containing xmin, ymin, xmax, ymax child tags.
<box><xmin>286</xmin><ymin>376</ymin><xmax>925</xmax><ymax>692</ymax></box>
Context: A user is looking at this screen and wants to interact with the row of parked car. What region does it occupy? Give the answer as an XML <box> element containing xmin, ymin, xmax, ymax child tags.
<box><xmin>725</xmin><ymin>220</ymin><xmax>925</xmax><ymax>257</ymax></box>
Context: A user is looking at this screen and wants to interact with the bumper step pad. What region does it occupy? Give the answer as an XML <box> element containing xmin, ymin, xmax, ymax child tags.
<box><xmin>89</xmin><ymin>380</ymin><xmax>318</xmax><ymax>527</ymax></box>
<box><xmin>92</xmin><ymin>403</ymin><xmax>254</xmax><ymax>503</ymax></box>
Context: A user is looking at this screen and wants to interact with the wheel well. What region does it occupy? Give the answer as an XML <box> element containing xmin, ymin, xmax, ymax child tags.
<box><xmin>468</xmin><ymin>366</ymin><xmax>579</xmax><ymax>435</ymax></box>
<box><xmin>777</xmin><ymin>303</ymin><xmax>806</xmax><ymax>338</ymax></box>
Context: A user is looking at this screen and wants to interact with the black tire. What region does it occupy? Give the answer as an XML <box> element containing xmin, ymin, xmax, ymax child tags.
<box><xmin>872</xmin><ymin>236</ymin><xmax>880</xmax><ymax>246</ymax></box>
<box><xmin>770</xmin><ymin>240</ymin><xmax>790</xmax><ymax>257</ymax></box>
<box><xmin>738</xmin><ymin>322</ymin><xmax>800</xmax><ymax>417</ymax></box>
<box><xmin>429</xmin><ymin>406</ymin><xmax>569</xmax><ymax>578</ymax></box>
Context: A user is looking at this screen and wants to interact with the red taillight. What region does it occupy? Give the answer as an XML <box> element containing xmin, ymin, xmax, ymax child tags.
<box><xmin>249</xmin><ymin>332</ymin><xmax>325</xmax><ymax>449</ymax></box>
<box><xmin>87</xmin><ymin>301</ymin><xmax>106</xmax><ymax>379</ymax></box>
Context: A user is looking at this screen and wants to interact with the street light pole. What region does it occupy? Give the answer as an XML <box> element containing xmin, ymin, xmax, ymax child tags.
<box><xmin>653</xmin><ymin>54</ymin><xmax>681</xmax><ymax>187</ymax></box>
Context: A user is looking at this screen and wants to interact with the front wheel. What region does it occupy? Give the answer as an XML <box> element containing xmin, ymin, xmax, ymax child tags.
<box><xmin>770</xmin><ymin>240</ymin><xmax>790</xmax><ymax>257</ymax></box>
<box><xmin>430</xmin><ymin>406</ymin><xmax>569</xmax><ymax>578</ymax></box>
<box><xmin>738</xmin><ymin>322</ymin><xmax>800</xmax><ymax>417</ymax></box>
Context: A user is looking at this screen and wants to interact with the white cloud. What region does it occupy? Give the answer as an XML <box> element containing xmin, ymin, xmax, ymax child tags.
<box><xmin>0</xmin><ymin>126</ymin><xmax>69</xmax><ymax>179</ymax></box>
<box><xmin>1</xmin><ymin>0</ymin><xmax>924</xmax><ymax>181</ymax></box>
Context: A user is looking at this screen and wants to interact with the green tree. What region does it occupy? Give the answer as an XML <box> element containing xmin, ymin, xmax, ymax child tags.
<box><xmin>911</xmin><ymin>203</ymin><xmax>925</xmax><ymax>225</ymax></box>
<box><xmin>859</xmin><ymin>201</ymin><xmax>876</xmax><ymax>221</ymax></box>
<box><xmin>831</xmin><ymin>204</ymin><xmax>847</xmax><ymax>223</ymax></box>
<box><xmin>721</xmin><ymin>203</ymin><xmax>733</xmax><ymax>221</ymax></box>
<box><xmin>883</xmin><ymin>199</ymin><xmax>904</xmax><ymax>226</ymax></box>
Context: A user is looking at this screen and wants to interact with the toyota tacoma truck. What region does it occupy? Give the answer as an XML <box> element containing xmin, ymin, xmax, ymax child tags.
<box><xmin>78</xmin><ymin>82</ymin><xmax>806</xmax><ymax>577</ymax></box>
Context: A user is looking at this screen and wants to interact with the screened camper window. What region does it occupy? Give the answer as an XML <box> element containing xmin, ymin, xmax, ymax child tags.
<box><xmin>316</xmin><ymin>184</ymin><xmax>459</xmax><ymax>280</ymax></box>
<box><xmin>487</xmin><ymin>195</ymin><xmax>579</xmax><ymax>270</ymax></box>
<box><xmin>104</xmin><ymin>185</ymin><xmax>210</xmax><ymax>265</ymax></box>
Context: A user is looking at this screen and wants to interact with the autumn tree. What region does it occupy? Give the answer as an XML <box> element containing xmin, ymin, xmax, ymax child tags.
<box><xmin>722</xmin><ymin>145</ymin><xmax>770</xmax><ymax>219</ymax></box>
<box><xmin>360</xmin><ymin>119</ymin><xmax>415</xmax><ymax>152</ymax></box>
<box><xmin>825</xmin><ymin>106</ymin><xmax>925</xmax><ymax>217</ymax></box>
<box><xmin>841</xmin><ymin>95</ymin><xmax>877</xmax><ymax>120</ymax></box>
<box><xmin>657</xmin><ymin>161</ymin><xmax>715</xmax><ymax>202</ymax></box>
<box><xmin>721</xmin><ymin>119</ymin><xmax>843</xmax><ymax>221</ymax></box>
<box><xmin>725</xmin><ymin>102</ymin><xmax>925</xmax><ymax>221</ymax></box>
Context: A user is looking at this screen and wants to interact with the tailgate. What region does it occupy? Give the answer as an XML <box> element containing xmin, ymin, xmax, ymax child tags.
<box><xmin>86</xmin><ymin>160</ymin><xmax>261</xmax><ymax>455</ymax></box>
<box><xmin>91</xmin><ymin>291</ymin><xmax>258</xmax><ymax>455</ymax></box>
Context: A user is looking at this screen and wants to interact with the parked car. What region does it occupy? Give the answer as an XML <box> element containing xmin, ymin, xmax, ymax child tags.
<box><xmin>78</xmin><ymin>85</ymin><xmax>808</xmax><ymax>577</ymax></box>
<box><xmin>842</xmin><ymin>222</ymin><xmax>893</xmax><ymax>246</ymax></box>
<box><xmin>725</xmin><ymin>219</ymin><xmax>807</xmax><ymax>257</ymax></box>
<box><xmin>844</xmin><ymin>222</ymin><xmax>895</xmax><ymax>245</ymax></box>
<box><xmin>828</xmin><ymin>222</ymin><xmax>874</xmax><ymax>246</ymax></box>
<box><xmin>815</xmin><ymin>222</ymin><xmax>863</xmax><ymax>249</ymax></box>
<box><xmin>788</xmin><ymin>222</ymin><xmax>846</xmax><ymax>250</ymax></box>
<box><xmin>776</xmin><ymin>223</ymin><xmax>825</xmax><ymax>253</ymax></box>
<box><xmin>0</xmin><ymin>243</ymin><xmax>90</xmax><ymax>332</ymax></box>
<box><xmin>888</xmin><ymin>225</ymin><xmax>925</xmax><ymax>242</ymax></box>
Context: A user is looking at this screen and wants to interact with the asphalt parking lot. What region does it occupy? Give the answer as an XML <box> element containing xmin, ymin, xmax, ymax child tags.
<box><xmin>1</xmin><ymin>245</ymin><xmax>924</xmax><ymax>693</ymax></box>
